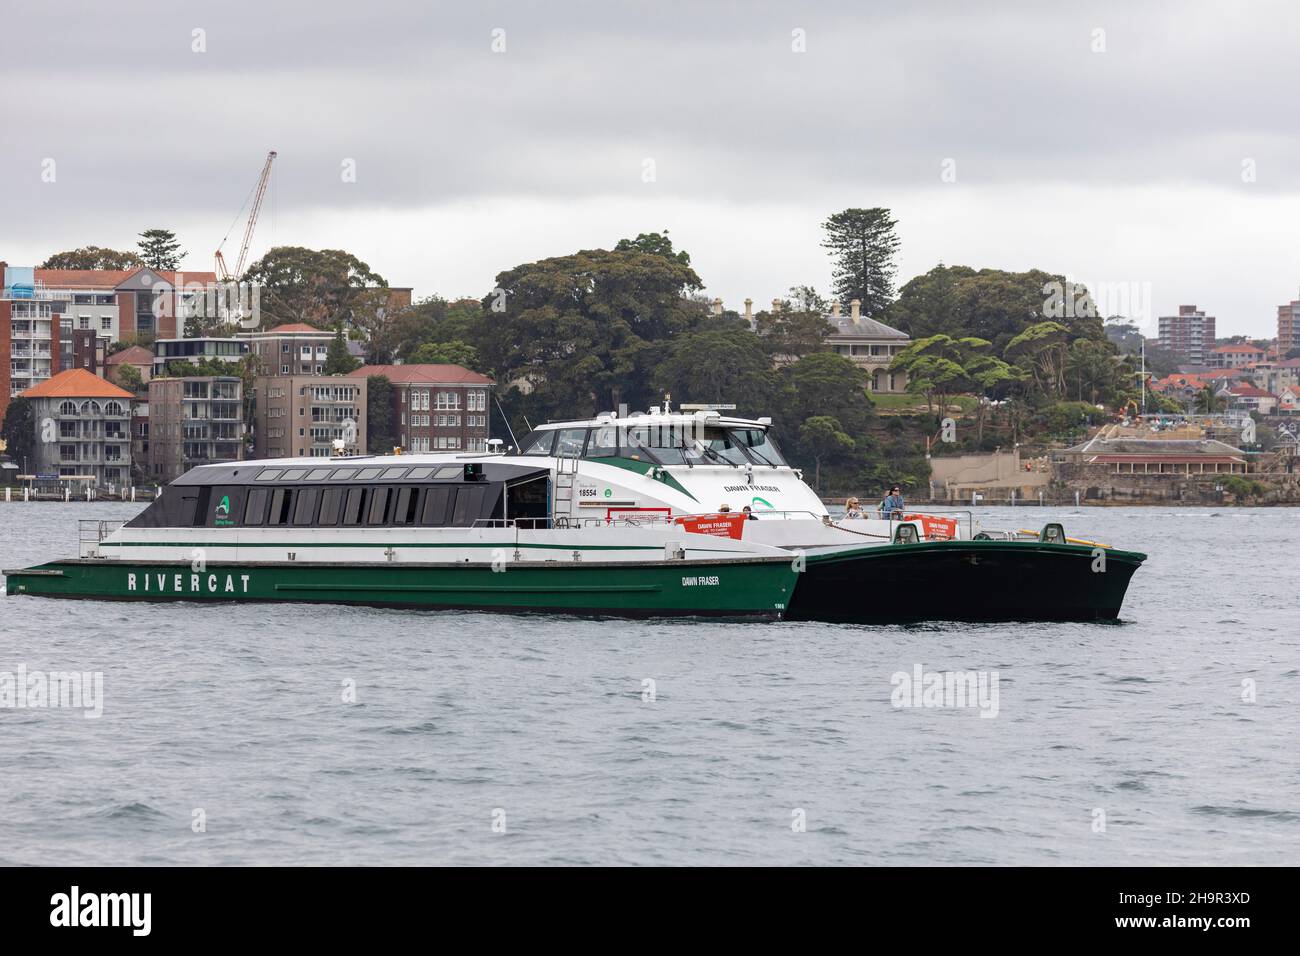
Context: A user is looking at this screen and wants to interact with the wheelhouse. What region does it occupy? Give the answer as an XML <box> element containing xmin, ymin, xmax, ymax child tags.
<box><xmin>126</xmin><ymin>459</ymin><xmax>552</xmax><ymax>530</ymax></box>
<box><xmin>512</xmin><ymin>417</ymin><xmax>788</xmax><ymax>468</ymax></box>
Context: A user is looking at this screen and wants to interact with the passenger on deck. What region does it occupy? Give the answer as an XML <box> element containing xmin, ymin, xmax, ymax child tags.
<box><xmin>880</xmin><ymin>486</ymin><xmax>906</xmax><ymax>519</ymax></box>
<box><xmin>844</xmin><ymin>497</ymin><xmax>863</xmax><ymax>519</ymax></box>
<box><xmin>718</xmin><ymin>504</ymin><xmax>732</xmax><ymax>512</ymax></box>
<box><xmin>742</xmin><ymin>505</ymin><xmax>758</xmax><ymax>520</ymax></box>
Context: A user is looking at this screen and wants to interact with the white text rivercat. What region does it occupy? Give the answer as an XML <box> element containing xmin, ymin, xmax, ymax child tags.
<box><xmin>127</xmin><ymin>572</ymin><xmax>251</xmax><ymax>594</ymax></box>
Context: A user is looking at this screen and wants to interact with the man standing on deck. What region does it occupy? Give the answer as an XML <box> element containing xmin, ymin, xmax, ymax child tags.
<box><xmin>880</xmin><ymin>485</ymin><xmax>906</xmax><ymax>519</ymax></box>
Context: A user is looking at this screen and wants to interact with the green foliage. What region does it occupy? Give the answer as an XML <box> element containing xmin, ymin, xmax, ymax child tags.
<box><xmin>137</xmin><ymin>228</ymin><xmax>185</xmax><ymax>271</ymax></box>
<box><xmin>1220</xmin><ymin>475</ymin><xmax>1266</xmax><ymax>499</ymax></box>
<box><xmin>821</xmin><ymin>207</ymin><xmax>900</xmax><ymax>319</ymax></box>
<box><xmin>613</xmin><ymin>231</ymin><xmax>694</xmax><ymax>273</ymax></box>
<box><xmin>243</xmin><ymin>246</ymin><xmax>387</xmax><ymax>330</ymax></box>
<box><xmin>798</xmin><ymin>416</ymin><xmax>856</xmax><ymax>492</ymax></box>
<box><xmin>1</xmin><ymin>397</ymin><xmax>35</xmax><ymax>471</ymax></box>
<box><xmin>752</xmin><ymin>304</ymin><xmax>836</xmax><ymax>360</ymax></box>
<box><xmin>407</xmin><ymin>340</ymin><xmax>482</xmax><ymax>370</ymax></box>
<box><xmin>39</xmin><ymin>247</ymin><xmax>142</xmax><ymax>271</ymax></box>
<box><xmin>324</xmin><ymin>329</ymin><xmax>362</xmax><ymax>375</ymax></box>
<box><xmin>652</xmin><ymin>325</ymin><xmax>779</xmax><ymax>412</ymax></box>
<box><xmin>1041</xmin><ymin>401</ymin><xmax>1103</xmax><ymax>438</ymax></box>
<box><xmin>163</xmin><ymin>358</ymin><xmax>243</xmax><ymax>378</ymax></box>
<box><xmin>114</xmin><ymin>363</ymin><xmax>144</xmax><ymax>393</ymax></box>
<box><xmin>366</xmin><ymin>375</ymin><xmax>395</xmax><ymax>453</ymax></box>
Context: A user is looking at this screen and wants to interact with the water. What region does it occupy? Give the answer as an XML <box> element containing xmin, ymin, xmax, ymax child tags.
<box><xmin>1</xmin><ymin>502</ymin><xmax>1297</xmax><ymax>865</ymax></box>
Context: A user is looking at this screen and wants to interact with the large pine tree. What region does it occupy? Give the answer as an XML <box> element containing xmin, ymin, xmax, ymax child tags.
<box><xmin>820</xmin><ymin>208</ymin><xmax>901</xmax><ymax>320</ymax></box>
<box><xmin>137</xmin><ymin>228</ymin><xmax>185</xmax><ymax>271</ymax></box>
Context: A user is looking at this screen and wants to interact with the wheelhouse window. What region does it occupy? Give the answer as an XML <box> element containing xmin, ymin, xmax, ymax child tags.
<box><xmin>586</xmin><ymin>425</ymin><xmax>619</xmax><ymax>457</ymax></box>
<box><xmin>245</xmin><ymin>488</ymin><xmax>269</xmax><ymax>524</ymax></box>
<box><xmin>732</xmin><ymin>428</ymin><xmax>787</xmax><ymax>466</ymax></box>
<box><xmin>293</xmin><ymin>488</ymin><xmax>319</xmax><ymax>525</ymax></box>
<box><xmin>368</xmin><ymin>487</ymin><xmax>391</xmax><ymax>524</ymax></box>
<box><xmin>421</xmin><ymin>486</ymin><xmax>453</xmax><ymax>526</ymax></box>
<box><xmin>555</xmin><ymin>428</ymin><xmax>587</xmax><ymax>457</ymax></box>
<box><xmin>266</xmin><ymin>488</ymin><xmax>294</xmax><ymax>525</ymax></box>
<box><xmin>319</xmin><ymin>488</ymin><xmax>343</xmax><ymax>525</ymax></box>
<box><xmin>255</xmin><ymin>469</ymin><xmax>282</xmax><ymax>482</ymax></box>
<box><xmin>342</xmin><ymin>487</ymin><xmax>368</xmax><ymax>525</ymax></box>
<box><xmin>516</xmin><ymin>430</ymin><xmax>555</xmax><ymax>456</ymax></box>
<box><xmin>392</xmin><ymin>486</ymin><xmax>420</xmax><ymax>525</ymax></box>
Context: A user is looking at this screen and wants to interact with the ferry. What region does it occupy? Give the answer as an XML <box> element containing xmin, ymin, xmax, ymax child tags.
<box><xmin>3</xmin><ymin>405</ymin><xmax>1146</xmax><ymax>622</ymax></box>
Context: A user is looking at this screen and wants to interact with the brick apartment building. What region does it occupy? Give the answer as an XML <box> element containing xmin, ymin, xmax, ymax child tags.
<box><xmin>147</xmin><ymin>375</ymin><xmax>246</xmax><ymax>481</ymax></box>
<box><xmin>1</xmin><ymin>261</ymin><xmax>218</xmax><ymax>420</ymax></box>
<box><xmin>240</xmin><ymin>323</ymin><xmax>338</xmax><ymax>376</ymax></box>
<box><xmin>349</xmin><ymin>364</ymin><xmax>494</xmax><ymax>453</ymax></box>
<box><xmin>253</xmin><ymin>376</ymin><xmax>367</xmax><ymax>459</ymax></box>
<box><xmin>1157</xmin><ymin>305</ymin><xmax>1216</xmax><ymax>365</ymax></box>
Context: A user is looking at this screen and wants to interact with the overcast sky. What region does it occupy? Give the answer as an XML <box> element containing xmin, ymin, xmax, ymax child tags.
<box><xmin>3</xmin><ymin>0</ymin><xmax>1299</xmax><ymax>337</ymax></box>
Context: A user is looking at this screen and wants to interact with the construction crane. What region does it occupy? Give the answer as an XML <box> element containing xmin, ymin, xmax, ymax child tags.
<box><xmin>215</xmin><ymin>150</ymin><xmax>277</xmax><ymax>281</ymax></box>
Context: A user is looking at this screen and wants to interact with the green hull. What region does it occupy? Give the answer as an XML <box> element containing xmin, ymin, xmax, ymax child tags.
<box><xmin>4</xmin><ymin>556</ymin><xmax>797</xmax><ymax>620</ymax></box>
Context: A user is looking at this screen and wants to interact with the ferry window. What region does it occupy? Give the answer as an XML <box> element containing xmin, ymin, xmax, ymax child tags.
<box><xmin>282</xmin><ymin>469</ymin><xmax>308</xmax><ymax>481</ymax></box>
<box><xmin>731</xmin><ymin>428</ymin><xmax>787</xmax><ymax>466</ymax></box>
<box><xmin>434</xmin><ymin>466</ymin><xmax>462</xmax><ymax>479</ymax></box>
<box><xmin>517</xmin><ymin>431</ymin><xmax>555</xmax><ymax>456</ymax></box>
<box><xmin>586</xmin><ymin>425</ymin><xmax>618</xmax><ymax>457</ymax></box>
<box><xmin>255</xmin><ymin>469</ymin><xmax>282</xmax><ymax>482</ymax></box>
<box><xmin>406</xmin><ymin>467</ymin><xmax>434</xmax><ymax>480</ymax></box>
<box><xmin>683</xmin><ymin>425</ymin><xmax>749</xmax><ymax>465</ymax></box>
<box><xmin>452</xmin><ymin>485</ymin><xmax>488</xmax><ymax>526</ymax></box>
<box><xmin>624</xmin><ymin>424</ymin><xmax>685</xmax><ymax>464</ymax></box>
<box><xmin>421</xmin><ymin>486</ymin><xmax>452</xmax><ymax>526</ymax></box>
<box><xmin>245</xmin><ymin>488</ymin><xmax>268</xmax><ymax>524</ymax></box>
<box><xmin>368</xmin><ymin>487</ymin><xmax>392</xmax><ymax>524</ymax></box>
<box><xmin>293</xmin><ymin>488</ymin><xmax>319</xmax><ymax>526</ymax></box>
<box><xmin>331</xmin><ymin>468</ymin><xmax>358</xmax><ymax>480</ymax></box>
<box><xmin>319</xmin><ymin>488</ymin><xmax>342</xmax><ymax>525</ymax></box>
<box><xmin>555</xmin><ymin>429</ymin><xmax>587</xmax><ymax>457</ymax></box>
<box><xmin>392</xmin><ymin>487</ymin><xmax>420</xmax><ymax>525</ymax></box>
<box><xmin>267</xmin><ymin>488</ymin><xmax>294</xmax><ymax>525</ymax></box>
<box><xmin>355</xmin><ymin>467</ymin><xmax>383</xmax><ymax>480</ymax></box>
<box><xmin>380</xmin><ymin>467</ymin><xmax>408</xmax><ymax>480</ymax></box>
<box><xmin>305</xmin><ymin>468</ymin><xmax>332</xmax><ymax>480</ymax></box>
<box><xmin>342</xmin><ymin>487</ymin><xmax>368</xmax><ymax>525</ymax></box>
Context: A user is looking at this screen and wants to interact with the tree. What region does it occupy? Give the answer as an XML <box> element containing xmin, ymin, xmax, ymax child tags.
<box><xmin>0</xmin><ymin>398</ymin><xmax>36</xmax><ymax>472</ymax></box>
<box><xmin>614</xmin><ymin>231</ymin><xmax>694</xmax><ymax>273</ymax></box>
<box><xmin>786</xmin><ymin>285</ymin><xmax>828</xmax><ymax>314</ymax></box>
<box><xmin>137</xmin><ymin>228</ymin><xmax>185</xmax><ymax>271</ymax></box>
<box><xmin>486</xmin><ymin>246</ymin><xmax>705</xmax><ymax>418</ymax></box>
<box><xmin>114</xmin><ymin>363</ymin><xmax>145</xmax><ymax>393</ymax></box>
<box><xmin>408</xmin><ymin>340</ymin><xmax>482</xmax><ymax>370</ymax></box>
<box><xmin>39</xmin><ymin>247</ymin><xmax>142</xmax><ymax>271</ymax></box>
<box><xmin>889</xmin><ymin>334</ymin><xmax>992</xmax><ymax>414</ymax></box>
<box><xmin>242</xmin><ymin>246</ymin><xmax>387</xmax><ymax>329</ymax></box>
<box><xmin>652</xmin><ymin>327</ymin><xmax>780</xmax><ymax>413</ymax></box>
<box><xmin>1006</xmin><ymin>321</ymin><xmax>1071</xmax><ymax>399</ymax></box>
<box><xmin>821</xmin><ymin>208</ymin><xmax>901</xmax><ymax>320</ymax></box>
<box><xmin>324</xmin><ymin>329</ymin><xmax>362</xmax><ymax>375</ymax></box>
<box><xmin>754</xmin><ymin>302</ymin><xmax>835</xmax><ymax>360</ymax></box>
<box><xmin>366</xmin><ymin>375</ymin><xmax>396</xmax><ymax>452</ymax></box>
<box><xmin>799</xmin><ymin>416</ymin><xmax>856</xmax><ymax>493</ymax></box>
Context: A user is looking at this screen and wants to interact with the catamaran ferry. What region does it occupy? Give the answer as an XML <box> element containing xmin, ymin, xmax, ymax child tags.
<box><xmin>4</xmin><ymin>406</ymin><xmax>1145</xmax><ymax>621</ymax></box>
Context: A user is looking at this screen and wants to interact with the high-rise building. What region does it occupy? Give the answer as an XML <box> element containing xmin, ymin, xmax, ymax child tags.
<box><xmin>1278</xmin><ymin>291</ymin><xmax>1300</xmax><ymax>355</ymax></box>
<box><xmin>1157</xmin><ymin>305</ymin><xmax>1216</xmax><ymax>365</ymax></box>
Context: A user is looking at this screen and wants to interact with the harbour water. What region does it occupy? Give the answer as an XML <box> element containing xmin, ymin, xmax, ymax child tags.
<box><xmin>1</xmin><ymin>502</ymin><xmax>1297</xmax><ymax>865</ymax></box>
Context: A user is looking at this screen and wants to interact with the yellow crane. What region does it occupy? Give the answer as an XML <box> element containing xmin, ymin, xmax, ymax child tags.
<box><xmin>214</xmin><ymin>150</ymin><xmax>277</xmax><ymax>281</ymax></box>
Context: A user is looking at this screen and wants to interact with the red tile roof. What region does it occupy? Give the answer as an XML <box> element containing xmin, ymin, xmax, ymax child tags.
<box><xmin>19</xmin><ymin>368</ymin><xmax>133</xmax><ymax>399</ymax></box>
<box><xmin>349</xmin><ymin>364</ymin><xmax>494</xmax><ymax>386</ymax></box>
<box><xmin>265</xmin><ymin>323</ymin><xmax>327</xmax><ymax>333</ymax></box>
<box><xmin>35</xmin><ymin>267</ymin><xmax>218</xmax><ymax>290</ymax></box>
<box><xmin>1224</xmin><ymin>383</ymin><xmax>1274</xmax><ymax>398</ymax></box>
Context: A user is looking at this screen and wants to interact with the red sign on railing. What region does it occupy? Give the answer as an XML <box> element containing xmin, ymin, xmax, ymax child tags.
<box><xmin>674</xmin><ymin>513</ymin><xmax>747</xmax><ymax>539</ymax></box>
<box><xmin>902</xmin><ymin>513</ymin><xmax>959</xmax><ymax>540</ymax></box>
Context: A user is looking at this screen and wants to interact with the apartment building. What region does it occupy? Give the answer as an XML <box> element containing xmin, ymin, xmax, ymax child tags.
<box><xmin>153</xmin><ymin>337</ymin><xmax>249</xmax><ymax>376</ymax></box>
<box><xmin>18</xmin><ymin>368</ymin><xmax>133</xmax><ymax>488</ymax></box>
<box><xmin>1</xmin><ymin>260</ymin><xmax>217</xmax><ymax>418</ymax></box>
<box><xmin>1279</xmin><ymin>291</ymin><xmax>1300</xmax><ymax>355</ymax></box>
<box><xmin>253</xmin><ymin>376</ymin><xmax>367</xmax><ymax>459</ymax></box>
<box><xmin>239</xmin><ymin>323</ymin><xmax>336</xmax><ymax>376</ymax></box>
<box><xmin>1158</xmin><ymin>305</ymin><xmax>1216</xmax><ymax>365</ymax></box>
<box><xmin>1208</xmin><ymin>343</ymin><xmax>1267</xmax><ymax>369</ymax></box>
<box><xmin>349</xmin><ymin>364</ymin><xmax>493</xmax><ymax>453</ymax></box>
<box><xmin>147</xmin><ymin>376</ymin><xmax>245</xmax><ymax>482</ymax></box>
